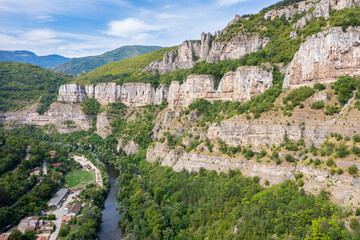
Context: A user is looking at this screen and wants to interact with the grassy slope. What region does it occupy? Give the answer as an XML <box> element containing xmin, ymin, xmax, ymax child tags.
<box><xmin>52</xmin><ymin>45</ymin><xmax>162</xmax><ymax>76</ymax></box>
<box><xmin>64</xmin><ymin>169</ymin><xmax>95</xmax><ymax>188</ymax></box>
<box><xmin>77</xmin><ymin>46</ymin><xmax>178</xmax><ymax>85</ymax></box>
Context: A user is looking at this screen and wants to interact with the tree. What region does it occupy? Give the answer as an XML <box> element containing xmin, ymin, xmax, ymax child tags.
<box><xmin>81</xmin><ymin>98</ymin><xmax>100</xmax><ymax>116</ymax></box>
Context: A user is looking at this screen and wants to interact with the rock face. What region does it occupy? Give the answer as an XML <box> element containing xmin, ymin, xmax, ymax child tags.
<box><xmin>144</xmin><ymin>31</ymin><xmax>269</xmax><ymax>74</ymax></box>
<box><xmin>0</xmin><ymin>102</ymin><xmax>92</xmax><ymax>133</ymax></box>
<box><xmin>117</xmin><ymin>139</ymin><xmax>139</xmax><ymax>156</ymax></box>
<box><xmin>284</xmin><ymin>27</ymin><xmax>360</xmax><ymax>88</ymax></box>
<box><xmin>96</xmin><ymin>112</ymin><xmax>112</xmax><ymax>138</ymax></box>
<box><xmin>264</xmin><ymin>0</ymin><xmax>317</xmax><ymax>21</ymax></box>
<box><xmin>58</xmin><ymin>66</ymin><xmax>272</xmax><ymax>108</ymax></box>
<box><xmin>146</xmin><ymin>143</ymin><xmax>360</xmax><ymax>206</ymax></box>
<box><xmin>168</xmin><ymin>66</ymin><xmax>273</xmax><ymax>108</ymax></box>
<box><xmin>57</xmin><ymin>84</ymin><xmax>87</xmax><ymax>103</ymax></box>
<box><xmin>294</xmin><ymin>0</ymin><xmax>360</xmax><ymax>28</ymax></box>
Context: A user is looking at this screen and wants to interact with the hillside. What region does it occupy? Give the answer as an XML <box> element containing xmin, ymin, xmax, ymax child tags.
<box><xmin>0</xmin><ymin>50</ymin><xmax>69</xmax><ymax>69</ymax></box>
<box><xmin>52</xmin><ymin>45</ymin><xmax>162</xmax><ymax>76</ymax></box>
<box><xmin>78</xmin><ymin>46</ymin><xmax>178</xmax><ymax>85</ymax></box>
<box><xmin>0</xmin><ymin>62</ymin><xmax>72</xmax><ymax>113</ymax></box>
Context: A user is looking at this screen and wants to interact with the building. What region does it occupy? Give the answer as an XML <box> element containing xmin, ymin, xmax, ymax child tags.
<box><xmin>17</xmin><ymin>217</ymin><xmax>40</xmax><ymax>234</ymax></box>
<box><xmin>68</xmin><ymin>202</ymin><xmax>82</xmax><ymax>216</ymax></box>
<box><xmin>52</xmin><ymin>163</ymin><xmax>61</xmax><ymax>168</ymax></box>
<box><xmin>62</xmin><ymin>215</ymin><xmax>72</xmax><ymax>223</ymax></box>
<box><xmin>0</xmin><ymin>233</ymin><xmax>10</xmax><ymax>240</ymax></box>
<box><xmin>36</xmin><ymin>234</ymin><xmax>50</xmax><ymax>240</ymax></box>
<box><xmin>50</xmin><ymin>151</ymin><xmax>56</xmax><ymax>159</ymax></box>
<box><xmin>47</xmin><ymin>188</ymin><xmax>69</xmax><ymax>207</ymax></box>
<box><xmin>83</xmin><ymin>164</ymin><xmax>91</xmax><ymax>169</ymax></box>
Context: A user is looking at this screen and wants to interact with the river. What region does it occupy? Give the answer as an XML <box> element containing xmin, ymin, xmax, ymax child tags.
<box><xmin>97</xmin><ymin>165</ymin><xmax>123</xmax><ymax>240</ymax></box>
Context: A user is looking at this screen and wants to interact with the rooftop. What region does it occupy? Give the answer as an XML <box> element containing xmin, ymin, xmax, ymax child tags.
<box><xmin>47</xmin><ymin>188</ymin><xmax>68</xmax><ymax>206</ymax></box>
<box><xmin>69</xmin><ymin>202</ymin><xmax>82</xmax><ymax>214</ymax></box>
<box><xmin>0</xmin><ymin>234</ymin><xmax>10</xmax><ymax>240</ymax></box>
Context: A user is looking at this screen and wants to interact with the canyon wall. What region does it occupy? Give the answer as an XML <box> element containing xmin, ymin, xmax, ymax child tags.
<box><xmin>144</xmin><ymin>32</ymin><xmax>269</xmax><ymax>74</ymax></box>
<box><xmin>0</xmin><ymin>102</ymin><xmax>92</xmax><ymax>133</ymax></box>
<box><xmin>57</xmin><ymin>66</ymin><xmax>273</xmax><ymax>108</ymax></box>
<box><xmin>284</xmin><ymin>27</ymin><xmax>360</xmax><ymax>88</ymax></box>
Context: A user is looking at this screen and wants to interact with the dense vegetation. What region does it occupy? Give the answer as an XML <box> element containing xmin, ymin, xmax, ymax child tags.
<box><xmin>117</xmin><ymin>153</ymin><xmax>356</xmax><ymax>239</ymax></box>
<box><xmin>52</xmin><ymin>45</ymin><xmax>162</xmax><ymax>76</ymax></box>
<box><xmin>0</xmin><ymin>62</ymin><xmax>72</xmax><ymax>113</ymax></box>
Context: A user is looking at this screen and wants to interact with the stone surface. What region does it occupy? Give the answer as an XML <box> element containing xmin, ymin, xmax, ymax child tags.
<box><xmin>264</xmin><ymin>0</ymin><xmax>317</xmax><ymax>21</ymax></box>
<box><xmin>120</xmin><ymin>83</ymin><xmax>155</xmax><ymax>107</ymax></box>
<box><xmin>284</xmin><ymin>27</ymin><xmax>360</xmax><ymax>88</ymax></box>
<box><xmin>117</xmin><ymin>139</ymin><xmax>139</xmax><ymax>156</ymax></box>
<box><xmin>57</xmin><ymin>84</ymin><xmax>87</xmax><ymax>103</ymax></box>
<box><xmin>154</xmin><ymin>85</ymin><xmax>169</xmax><ymax>105</ymax></box>
<box><xmin>96</xmin><ymin>112</ymin><xmax>112</xmax><ymax>138</ymax></box>
<box><xmin>0</xmin><ymin>102</ymin><xmax>92</xmax><ymax>133</ymax></box>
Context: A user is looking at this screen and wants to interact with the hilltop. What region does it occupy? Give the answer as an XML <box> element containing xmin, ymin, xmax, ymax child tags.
<box><xmin>0</xmin><ymin>50</ymin><xmax>69</xmax><ymax>69</ymax></box>
<box><xmin>52</xmin><ymin>45</ymin><xmax>162</xmax><ymax>76</ymax></box>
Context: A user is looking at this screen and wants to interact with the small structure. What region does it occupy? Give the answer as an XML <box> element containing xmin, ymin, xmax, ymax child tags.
<box><xmin>52</xmin><ymin>163</ymin><xmax>61</xmax><ymax>168</ymax></box>
<box><xmin>30</xmin><ymin>167</ymin><xmax>41</xmax><ymax>177</ymax></box>
<box><xmin>47</xmin><ymin>188</ymin><xmax>69</xmax><ymax>207</ymax></box>
<box><xmin>83</xmin><ymin>164</ymin><xmax>91</xmax><ymax>169</ymax></box>
<box><xmin>62</xmin><ymin>215</ymin><xmax>72</xmax><ymax>223</ymax></box>
<box><xmin>36</xmin><ymin>235</ymin><xmax>50</xmax><ymax>240</ymax></box>
<box><xmin>0</xmin><ymin>233</ymin><xmax>10</xmax><ymax>240</ymax></box>
<box><xmin>68</xmin><ymin>202</ymin><xmax>82</xmax><ymax>216</ymax></box>
<box><xmin>50</xmin><ymin>151</ymin><xmax>56</xmax><ymax>159</ymax></box>
<box><xmin>17</xmin><ymin>217</ymin><xmax>40</xmax><ymax>233</ymax></box>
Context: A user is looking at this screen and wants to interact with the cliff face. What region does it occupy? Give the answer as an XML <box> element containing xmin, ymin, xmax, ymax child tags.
<box><xmin>144</xmin><ymin>32</ymin><xmax>269</xmax><ymax>74</ymax></box>
<box><xmin>284</xmin><ymin>27</ymin><xmax>360</xmax><ymax>88</ymax></box>
<box><xmin>0</xmin><ymin>102</ymin><xmax>92</xmax><ymax>133</ymax></box>
<box><xmin>58</xmin><ymin>66</ymin><xmax>272</xmax><ymax>108</ymax></box>
<box><xmin>264</xmin><ymin>0</ymin><xmax>317</xmax><ymax>21</ymax></box>
<box><xmin>294</xmin><ymin>0</ymin><xmax>360</xmax><ymax>28</ymax></box>
<box><xmin>146</xmin><ymin>143</ymin><xmax>360</xmax><ymax>207</ymax></box>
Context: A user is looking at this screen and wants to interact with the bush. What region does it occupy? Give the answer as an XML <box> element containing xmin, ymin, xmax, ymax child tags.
<box><xmin>350</xmin><ymin>217</ymin><xmax>359</xmax><ymax>230</ymax></box>
<box><xmin>333</xmin><ymin>76</ymin><xmax>358</xmax><ymax>105</ymax></box>
<box><xmin>348</xmin><ymin>165</ymin><xmax>358</xmax><ymax>175</ymax></box>
<box><xmin>285</xmin><ymin>154</ymin><xmax>295</xmax><ymax>162</ymax></box>
<box><xmin>325</xmin><ymin>158</ymin><xmax>335</xmax><ymax>167</ymax></box>
<box><xmin>337</xmin><ymin>168</ymin><xmax>344</xmax><ymax>175</ymax></box>
<box><xmin>59</xmin><ymin>228</ymin><xmax>69</xmax><ymax>237</ymax></box>
<box><xmin>311</xmin><ymin>101</ymin><xmax>324</xmax><ymax>109</ymax></box>
<box><xmin>336</xmin><ymin>143</ymin><xmax>350</xmax><ymax>158</ymax></box>
<box><xmin>353</xmin><ymin>134</ymin><xmax>360</xmax><ymax>143</ymax></box>
<box><xmin>81</xmin><ymin>98</ymin><xmax>100</xmax><ymax>116</ymax></box>
<box><xmin>283</xmin><ymin>87</ymin><xmax>315</xmax><ymax>108</ymax></box>
<box><xmin>314</xmin><ymin>159</ymin><xmax>322</xmax><ymax>166</ymax></box>
<box><xmin>356</xmin><ymin>208</ymin><xmax>360</xmax><ymax>216</ymax></box>
<box><xmin>313</xmin><ymin>83</ymin><xmax>326</xmax><ymax>91</ymax></box>
<box><xmin>325</xmin><ymin>105</ymin><xmax>340</xmax><ymax>115</ymax></box>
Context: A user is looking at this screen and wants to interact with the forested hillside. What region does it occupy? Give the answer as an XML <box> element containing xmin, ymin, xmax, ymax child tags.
<box><xmin>52</xmin><ymin>45</ymin><xmax>162</xmax><ymax>76</ymax></box>
<box><xmin>0</xmin><ymin>62</ymin><xmax>72</xmax><ymax>113</ymax></box>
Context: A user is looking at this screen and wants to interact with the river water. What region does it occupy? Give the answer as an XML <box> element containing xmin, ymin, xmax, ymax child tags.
<box><xmin>97</xmin><ymin>165</ymin><xmax>123</xmax><ymax>240</ymax></box>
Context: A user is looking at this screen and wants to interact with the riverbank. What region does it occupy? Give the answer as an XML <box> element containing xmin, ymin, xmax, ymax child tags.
<box><xmin>72</xmin><ymin>155</ymin><xmax>103</xmax><ymax>187</ymax></box>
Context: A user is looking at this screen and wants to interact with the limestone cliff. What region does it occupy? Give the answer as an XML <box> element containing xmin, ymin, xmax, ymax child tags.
<box><xmin>284</xmin><ymin>27</ymin><xmax>360</xmax><ymax>88</ymax></box>
<box><xmin>57</xmin><ymin>84</ymin><xmax>87</xmax><ymax>103</ymax></box>
<box><xmin>96</xmin><ymin>112</ymin><xmax>112</xmax><ymax>138</ymax></box>
<box><xmin>0</xmin><ymin>102</ymin><xmax>92</xmax><ymax>133</ymax></box>
<box><xmin>58</xmin><ymin>66</ymin><xmax>272</xmax><ymax>108</ymax></box>
<box><xmin>144</xmin><ymin>31</ymin><xmax>269</xmax><ymax>74</ymax></box>
<box><xmin>264</xmin><ymin>0</ymin><xmax>317</xmax><ymax>21</ymax></box>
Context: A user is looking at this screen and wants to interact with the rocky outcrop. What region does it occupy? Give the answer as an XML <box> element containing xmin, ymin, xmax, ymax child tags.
<box><xmin>146</xmin><ymin>143</ymin><xmax>360</xmax><ymax>206</ymax></box>
<box><xmin>294</xmin><ymin>0</ymin><xmax>360</xmax><ymax>28</ymax></box>
<box><xmin>57</xmin><ymin>84</ymin><xmax>87</xmax><ymax>103</ymax></box>
<box><xmin>264</xmin><ymin>1</ymin><xmax>317</xmax><ymax>21</ymax></box>
<box><xmin>0</xmin><ymin>102</ymin><xmax>92</xmax><ymax>133</ymax></box>
<box><xmin>117</xmin><ymin>139</ymin><xmax>139</xmax><ymax>156</ymax></box>
<box><xmin>284</xmin><ymin>27</ymin><xmax>360</xmax><ymax>88</ymax></box>
<box><xmin>96</xmin><ymin>112</ymin><xmax>112</xmax><ymax>138</ymax></box>
<box><xmin>58</xmin><ymin>66</ymin><xmax>272</xmax><ymax>108</ymax></box>
<box><xmin>168</xmin><ymin>66</ymin><xmax>273</xmax><ymax>108</ymax></box>
<box><xmin>144</xmin><ymin>31</ymin><xmax>269</xmax><ymax>74</ymax></box>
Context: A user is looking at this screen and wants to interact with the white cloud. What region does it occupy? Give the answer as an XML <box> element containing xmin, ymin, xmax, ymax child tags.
<box><xmin>216</xmin><ymin>0</ymin><xmax>248</xmax><ymax>7</ymax></box>
<box><xmin>157</xmin><ymin>13</ymin><xmax>187</xmax><ymax>19</ymax></box>
<box><xmin>106</xmin><ymin>18</ymin><xmax>162</xmax><ymax>38</ymax></box>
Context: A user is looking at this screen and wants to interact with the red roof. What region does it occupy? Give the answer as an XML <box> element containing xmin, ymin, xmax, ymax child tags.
<box><xmin>83</xmin><ymin>164</ymin><xmax>90</xmax><ymax>168</ymax></box>
<box><xmin>36</xmin><ymin>237</ymin><xmax>48</xmax><ymax>240</ymax></box>
<box><xmin>0</xmin><ymin>234</ymin><xmax>10</xmax><ymax>240</ymax></box>
<box><xmin>52</xmin><ymin>163</ymin><xmax>61</xmax><ymax>167</ymax></box>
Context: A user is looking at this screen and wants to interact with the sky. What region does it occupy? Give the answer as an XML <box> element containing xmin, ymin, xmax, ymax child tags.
<box><xmin>0</xmin><ymin>0</ymin><xmax>280</xmax><ymax>58</ymax></box>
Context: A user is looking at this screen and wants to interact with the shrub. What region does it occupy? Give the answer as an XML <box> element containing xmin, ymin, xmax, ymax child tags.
<box><xmin>353</xmin><ymin>134</ymin><xmax>360</xmax><ymax>143</ymax></box>
<box><xmin>356</xmin><ymin>208</ymin><xmax>360</xmax><ymax>216</ymax></box>
<box><xmin>283</xmin><ymin>87</ymin><xmax>315</xmax><ymax>108</ymax></box>
<box><xmin>298</xmin><ymin>179</ymin><xmax>304</xmax><ymax>187</ymax></box>
<box><xmin>333</xmin><ymin>76</ymin><xmax>358</xmax><ymax>105</ymax></box>
<box><xmin>337</xmin><ymin>168</ymin><xmax>344</xmax><ymax>175</ymax></box>
<box><xmin>336</xmin><ymin>143</ymin><xmax>350</xmax><ymax>158</ymax></box>
<box><xmin>81</xmin><ymin>98</ymin><xmax>100</xmax><ymax>116</ymax></box>
<box><xmin>325</xmin><ymin>158</ymin><xmax>335</xmax><ymax>167</ymax></box>
<box><xmin>350</xmin><ymin>217</ymin><xmax>359</xmax><ymax>230</ymax></box>
<box><xmin>313</xmin><ymin>83</ymin><xmax>326</xmax><ymax>91</ymax></box>
<box><xmin>314</xmin><ymin>159</ymin><xmax>322</xmax><ymax>166</ymax></box>
<box><xmin>285</xmin><ymin>154</ymin><xmax>295</xmax><ymax>162</ymax></box>
<box><xmin>59</xmin><ymin>228</ymin><xmax>69</xmax><ymax>237</ymax></box>
<box><xmin>311</xmin><ymin>101</ymin><xmax>324</xmax><ymax>109</ymax></box>
<box><xmin>325</xmin><ymin>105</ymin><xmax>341</xmax><ymax>115</ymax></box>
<box><xmin>348</xmin><ymin>165</ymin><xmax>358</xmax><ymax>175</ymax></box>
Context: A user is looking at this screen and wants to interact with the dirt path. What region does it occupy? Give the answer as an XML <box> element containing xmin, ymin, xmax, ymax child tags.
<box><xmin>72</xmin><ymin>155</ymin><xmax>103</xmax><ymax>188</ymax></box>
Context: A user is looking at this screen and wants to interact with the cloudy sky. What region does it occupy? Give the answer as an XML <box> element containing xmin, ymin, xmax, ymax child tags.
<box><xmin>0</xmin><ymin>0</ymin><xmax>279</xmax><ymax>58</ymax></box>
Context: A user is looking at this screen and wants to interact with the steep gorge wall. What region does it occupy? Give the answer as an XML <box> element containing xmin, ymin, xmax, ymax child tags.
<box><xmin>58</xmin><ymin>66</ymin><xmax>273</xmax><ymax>108</ymax></box>
<box><xmin>284</xmin><ymin>27</ymin><xmax>360</xmax><ymax>88</ymax></box>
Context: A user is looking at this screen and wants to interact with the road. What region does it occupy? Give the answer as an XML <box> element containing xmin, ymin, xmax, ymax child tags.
<box><xmin>47</xmin><ymin>190</ymin><xmax>80</xmax><ymax>240</ymax></box>
<box><xmin>42</xmin><ymin>160</ymin><xmax>47</xmax><ymax>175</ymax></box>
<box><xmin>72</xmin><ymin>155</ymin><xmax>103</xmax><ymax>187</ymax></box>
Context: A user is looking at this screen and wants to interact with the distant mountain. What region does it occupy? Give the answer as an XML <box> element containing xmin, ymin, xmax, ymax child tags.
<box><xmin>0</xmin><ymin>50</ymin><xmax>69</xmax><ymax>69</ymax></box>
<box><xmin>52</xmin><ymin>45</ymin><xmax>163</xmax><ymax>76</ymax></box>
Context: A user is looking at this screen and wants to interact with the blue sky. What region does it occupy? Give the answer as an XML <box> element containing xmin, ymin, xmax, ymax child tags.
<box><xmin>0</xmin><ymin>0</ymin><xmax>280</xmax><ymax>58</ymax></box>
